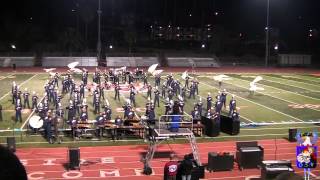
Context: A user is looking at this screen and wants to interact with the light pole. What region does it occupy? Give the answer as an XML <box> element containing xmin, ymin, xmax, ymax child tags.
<box><xmin>97</xmin><ymin>0</ymin><xmax>102</xmax><ymax>62</ymax></box>
<box><xmin>265</xmin><ymin>0</ymin><xmax>270</xmax><ymax>67</ymax></box>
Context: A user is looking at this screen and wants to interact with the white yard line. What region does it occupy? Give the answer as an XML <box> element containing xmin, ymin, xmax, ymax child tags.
<box><xmin>269</xmin><ymin>75</ymin><xmax>320</xmax><ymax>89</ymax></box>
<box><xmin>282</xmin><ymin>75</ymin><xmax>320</xmax><ymax>85</ymax></box>
<box><xmin>231</xmin><ymin>80</ymin><xmax>320</xmax><ymax>113</ymax></box>
<box><xmin>263</xmin><ymin>76</ymin><xmax>320</xmax><ymax>92</ymax></box>
<box><xmin>200</xmin><ymin>81</ymin><xmax>304</xmax><ymax>122</ymax></box>
<box><xmin>0</xmin><ymin>73</ymin><xmax>13</xmax><ymax>81</ymax></box>
<box><xmin>0</xmin><ymin>74</ymin><xmax>38</xmax><ymax>101</ymax></box>
<box><xmin>237</xmin><ymin>77</ymin><xmax>320</xmax><ymax>101</ymax></box>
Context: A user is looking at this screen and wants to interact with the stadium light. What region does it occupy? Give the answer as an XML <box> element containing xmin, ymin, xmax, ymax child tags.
<box><xmin>11</xmin><ymin>45</ymin><xmax>16</xmax><ymax>49</ymax></box>
<box><xmin>109</xmin><ymin>45</ymin><xmax>113</xmax><ymax>49</ymax></box>
<box><xmin>274</xmin><ymin>44</ymin><xmax>278</xmax><ymax>50</ymax></box>
<box><xmin>201</xmin><ymin>44</ymin><xmax>206</xmax><ymax>48</ymax></box>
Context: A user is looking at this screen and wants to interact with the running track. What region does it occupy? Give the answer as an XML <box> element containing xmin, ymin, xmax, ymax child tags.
<box><xmin>16</xmin><ymin>139</ymin><xmax>320</xmax><ymax>180</ymax></box>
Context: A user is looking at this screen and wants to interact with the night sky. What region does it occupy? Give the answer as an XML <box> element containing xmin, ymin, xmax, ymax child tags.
<box><xmin>0</xmin><ymin>0</ymin><xmax>319</xmax><ymax>53</ymax></box>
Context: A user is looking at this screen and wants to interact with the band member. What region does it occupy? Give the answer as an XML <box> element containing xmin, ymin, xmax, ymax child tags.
<box><xmin>168</xmin><ymin>87</ymin><xmax>174</xmax><ymax>101</ymax></box>
<box><xmin>229</xmin><ymin>95</ymin><xmax>237</xmax><ymax>116</ymax></box>
<box><xmin>130</xmin><ymin>88</ymin><xmax>136</xmax><ymax>107</ymax></box>
<box><xmin>16</xmin><ymin>87</ymin><xmax>22</xmax><ymax>102</ymax></box>
<box><xmin>154</xmin><ymin>86</ymin><xmax>160</xmax><ymax>107</ymax></box>
<box><xmin>127</xmin><ymin>107</ymin><xmax>135</xmax><ymax>121</ymax></box>
<box><xmin>172</xmin><ymin>80</ymin><xmax>178</xmax><ymax>96</ymax></box>
<box><xmin>94</xmin><ymin>94</ymin><xmax>100</xmax><ymax>114</ymax></box>
<box><xmin>36</xmin><ymin>103</ymin><xmax>45</xmax><ymax>120</ymax></box>
<box><xmin>66</xmin><ymin>100</ymin><xmax>75</xmax><ymax>121</ymax></box>
<box><xmin>44</xmin><ymin>112</ymin><xmax>53</xmax><ymax>144</ymax></box>
<box><xmin>188</xmin><ymin>83</ymin><xmax>196</xmax><ymax>99</ymax></box>
<box><xmin>15</xmin><ymin>99</ymin><xmax>23</xmax><ymax>123</ymax></box>
<box><xmin>207</xmin><ymin>92</ymin><xmax>212</xmax><ymax>111</ymax></box>
<box><xmin>143</xmin><ymin>73</ymin><xmax>148</xmax><ymax>86</ymax></box>
<box><xmin>102</xmin><ymin>102</ymin><xmax>112</xmax><ymax>121</ymax></box>
<box><xmin>79</xmin><ymin>82</ymin><xmax>85</xmax><ymax>99</ymax></box>
<box><xmin>70</xmin><ymin>116</ymin><xmax>78</xmax><ymax>139</ymax></box>
<box><xmin>206</xmin><ymin>108</ymin><xmax>214</xmax><ymax>119</ymax></box>
<box><xmin>231</xmin><ymin>109</ymin><xmax>240</xmax><ymax>122</ymax></box>
<box><xmin>80</xmin><ymin>109</ymin><xmax>88</xmax><ymax>122</ymax></box>
<box><xmin>54</xmin><ymin>73</ymin><xmax>59</xmax><ymax>87</ymax></box>
<box><xmin>218</xmin><ymin>80</ymin><xmax>222</xmax><ymax>89</ymax></box>
<box><xmin>0</xmin><ymin>104</ymin><xmax>2</xmax><ymax>121</ymax></box>
<box><xmin>123</xmin><ymin>102</ymin><xmax>131</xmax><ymax>119</ymax></box>
<box><xmin>185</xmin><ymin>76</ymin><xmax>190</xmax><ymax>88</ymax></box>
<box><xmin>12</xmin><ymin>81</ymin><xmax>17</xmax><ymax>104</ymax></box>
<box><xmin>196</xmin><ymin>98</ymin><xmax>203</xmax><ymax>116</ymax></box>
<box><xmin>220</xmin><ymin>89</ymin><xmax>227</xmax><ymax>109</ymax></box>
<box><xmin>215</xmin><ymin>99</ymin><xmax>223</xmax><ymax>114</ymax></box>
<box><xmin>99</xmin><ymin>83</ymin><xmax>105</xmax><ymax>100</ymax></box>
<box><xmin>103</xmin><ymin>70</ymin><xmax>109</xmax><ymax>83</ymax></box>
<box><xmin>191</xmin><ymin>107</ymin><xmax>201</xmax><ymax>121</ymax></box>
<box><xmin>179</xmin><ymin>96</ymin><xmax>185</xmax><ymax>114</ymax></box>
<box><xmin>194</xmin><ymin>79</ymin><xmax>199</xmax><ymax>95</ymax></box>
<box><xmin>114</xmin><ymin>84</ymin><xmax>120</xmax><ymax>101</ymax></box>
<box><xmin>23</xmin><ymin>88</ymin><xmax>30</xmax><ymax>109</ymax></box>
<box><xmin>155</xmin><ymin>74</ymin><xmax>161</xmax><ymax>87</ymax></box>
<box><xmin>147</xmin><ymin>83</ymin><xmax>152</xmax><ymax>99</ymax></box>
<box><xmin>161</xmin><ymin>83</ymin><xmax>166</xmax><ymax>98</ymax></box>
<box><xmin>82</xmin><ymin>71</ymin><xmax>88</xmax><ymax>85</ymax></box>
<box><xmin>95</xmin><ymin>113</ymin><xmax>105</xmax><ymax>138</ymax></box>
<box><xmin>181</xmin><ymin>87</ymin><xmax>187</xmax><ymax>100</ymax></box>
<box><xmin>114</xmin><ymin>115</ymin><xmax>123</xmax><ymax>140</ymax></box>
<box><xmin>164</xmin><ymin>98</ymin><xmax>171</xmax><ymax>116</ymax></box>
<box><xmin>146</xmin><ymin>102</ymin><xmax>155</xmax><ymax>123</ymax></box>
<box><xmin>56</xmin><ymin>103</ymin><xmax>64</xmax><ymax>119</ymax></box>
<box><xmin>55</xmin><ymin>90</ymin><xmax>62</xmax><ymax>110</ymax></box>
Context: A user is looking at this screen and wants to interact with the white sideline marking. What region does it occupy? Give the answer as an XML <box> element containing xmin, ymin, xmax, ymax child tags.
<box><xmin>0</xmin><ymin>74</ymin><xmax>38</xmax><ymax>101</ymax></box>
<box><xmin>200</xmin><ymin>81</ymin><xmax>304</xmax><ymax>122</ymax></box>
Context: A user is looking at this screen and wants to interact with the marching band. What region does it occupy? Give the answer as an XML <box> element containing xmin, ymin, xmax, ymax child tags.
<box><xmin>7</xmin><ymin>66</ymin><xmax>239</xmax><ymax>144</ymax></box>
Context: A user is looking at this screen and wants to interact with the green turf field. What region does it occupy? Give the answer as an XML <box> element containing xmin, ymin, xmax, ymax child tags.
<box><xmin>0</xmin><ymin>72</ymin><xmax>319</xmax><ymax>146</ymax></box>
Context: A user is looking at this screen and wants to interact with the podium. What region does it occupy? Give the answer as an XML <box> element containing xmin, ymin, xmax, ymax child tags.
<box><xmin>220</xmin><ymin>115</ymin><xmax>240</xmax><ymax>135</ymax></box>
<box><xmin>201</xmin><ymin>116</ymin><xmax>220</xmax><ymax>137</ymax></box>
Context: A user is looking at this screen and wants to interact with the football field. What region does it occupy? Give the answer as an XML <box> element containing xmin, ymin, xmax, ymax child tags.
<box><xmin>0</xmin><ymin>69</ymin><xmax>320</xmax><ymax>145</ymax></box>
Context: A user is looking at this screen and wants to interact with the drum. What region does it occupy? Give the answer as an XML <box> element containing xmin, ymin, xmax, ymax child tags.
<box><xmin>29</xmin><ymin>116</ymin><xmax>44</xmax><ymax>129</ymax></box>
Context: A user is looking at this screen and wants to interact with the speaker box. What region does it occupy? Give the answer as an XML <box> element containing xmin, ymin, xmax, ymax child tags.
<box><xmin>236</xmin><ymin>141</ymin><xmax>258</xmax><ymax>150</ymax></box>
<box><xmin>191</xmin><ymin>165</ymin><xmax>205</xmax><ymax>180</ymax></box>
<box><xmin>201</xmin><ymin>116</ymin><xmax>220</xmax><ymax>137</ymax></box>
<box><xmin>68</xmin><ymin>147</ymin><xmax>80</xmax><ymax>170</ymax></box>
<box><xmin>288</xmin><ymin>129</ymin><xmax>297</xmax><ymax>142</ymax></box>
<box><xmin>207</xmin><ymin>152</ymin><xmax>234</xmax><ymax>171</ymax></box>
<box><xmin>7</xmin><ymin>137</ymin><xmax>16</xmax><ymax>152</ymax></box>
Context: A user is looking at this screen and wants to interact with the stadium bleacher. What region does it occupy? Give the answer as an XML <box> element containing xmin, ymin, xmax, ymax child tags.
<box><xmin>167</xmin><ymin>57</ymin><xmax>220</xmax><ymax>67</ymax></box>
<box><xmin>0</xmin><ymin>57</ymin><xmax>34</xmax><ymax>67</ymax></box>
<box><xmin>106</xmin><ymin>57</ymin><xmax>159</xmax><ymax>67</ymax></box>
<box><xmin>42</xmin><ymin>57</ymin><xmax>98</xmax><ymax>67</ymax></box>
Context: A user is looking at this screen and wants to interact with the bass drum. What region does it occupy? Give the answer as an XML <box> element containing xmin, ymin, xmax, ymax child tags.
<box><xmin>29</xmin><ymin>115</ymin><xmax>44</xmax><ymax>131</ymax></box>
